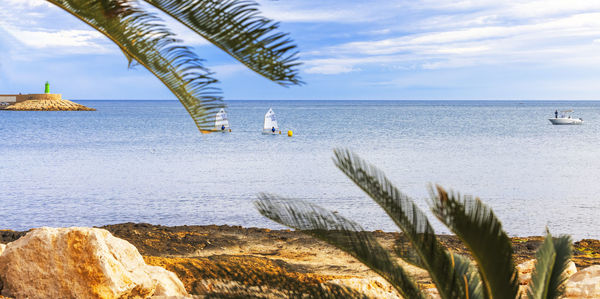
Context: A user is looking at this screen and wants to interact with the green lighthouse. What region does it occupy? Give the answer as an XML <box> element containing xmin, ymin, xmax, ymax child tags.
<box><xmin>44</xmin><ymin>81</ymin><xmax>50</xmax><ymax>94</ymax></box>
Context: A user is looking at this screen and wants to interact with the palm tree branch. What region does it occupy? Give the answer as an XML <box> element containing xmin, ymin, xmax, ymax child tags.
<box><xmin>527</xmin><ymin>233</ymin><xmax>573</xmax><ymax>299</ymax></box>
<box><xmin>255</xmin><ymin>194</ymin><xmax>425</xmax><ymax>299</ymax></box>
<box><xmin>142</xmin><ymin>0</ymin><xmax>303</xmax><ymax>86</ymax></box>
<box><xmin>332</xmin><ymin>149</ymin><xmax>473</xmax><ymax>299</ymax></box>
<box><xmin>430</xmin><ymin>186</ymin><xmax>519</xmax><ymax>299</ymax></box>
<box><xmin>452</xmin><ymin>252</ymin><xmax>484</xmax><ymax>299</ymax></box>
<box><xmin>46</xmin><ymin>0</ymin><xmax>224</xmax><ymax>132</ymax></box>
<box><xmin>548</xmin><ymin>236</ymin><xmax>574</xmax><ymax>298</ymax></box>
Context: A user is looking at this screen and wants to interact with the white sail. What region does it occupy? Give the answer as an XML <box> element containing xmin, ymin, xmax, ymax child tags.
<box><xmin>214</xmin><ymin>108</ymin><xmax>230</xmax><ymax>130</ymax></box>
<box><xmin>263</xmin><ymin>108</ymin><xmax>278</xmax><ymax>133</ymax></box>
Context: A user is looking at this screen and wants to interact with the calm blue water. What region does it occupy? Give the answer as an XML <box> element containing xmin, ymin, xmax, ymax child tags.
<box><xmin>1</xmin><ymin>100</ymin><xmax>599</xmax><ymax>239</ymax></box>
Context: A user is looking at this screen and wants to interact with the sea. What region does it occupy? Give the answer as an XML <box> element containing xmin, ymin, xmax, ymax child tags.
<box><xmin>1</xmin><ymin>100</ymin><xmax>599</xmax><ymax>239</ymax></box>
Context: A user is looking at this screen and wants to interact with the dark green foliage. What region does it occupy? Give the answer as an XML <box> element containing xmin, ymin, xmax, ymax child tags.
<box><xmin>430</xmin><ymin>187</ymin><xmax>519</xmax><ymax>298</ymax></box>
<box><xmin>256</xmin><ymin>149</ymin><xmax>574</xmax><ymax>299</ymax></box>
<box><xmin>42</xmin><ymin>0</ymin><xmax>301</xmax><ymax>132</ymax></box>
<box><xmin>528</xmin><ymin>233</ymin><xmax>573</xmax><ymax>299</ymax></box>
<box><xmin>255</xmin><ymin>194</ymin><xmax>425</xmax><ymax>299</ymax></box>
<box><xmin>143</xmin><ymin>0</ymin><xmax>302</xmax><ymax>86</ymax></box>
<box><xmin>333</xmin><ymin>148</ymin><xmax>478</xmax><ymax>299</ymax></box>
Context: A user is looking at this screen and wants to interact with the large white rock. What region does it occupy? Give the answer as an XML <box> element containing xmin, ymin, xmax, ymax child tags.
<box><xmin>0</xmin><ymin>227</ymin><xmax>189</xmax><ymax>299</ymax></box>
<box><xmin>517</xmin><ymin>259</ymin><xmax>577</xmax><ymax>286</ymax></box>
<box><xmin>565</xmin><ymin>261</ymin><xmax>578</xmax><ymax>278</ymax></box>
<box><xmin>565</xmin><ymin>265</ymin><xmax>600</xmax><ymax>298</ymax></box>
<box><xmin>517</xmin><ymin>259</ymin><xmax>536</xmax><ymax>285</ymax></box>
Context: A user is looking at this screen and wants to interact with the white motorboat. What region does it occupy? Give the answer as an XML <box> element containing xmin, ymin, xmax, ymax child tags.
<box><xmin>262</xmin><ymin>108</ymin><xmax>281</xmax><ymax>135</ymax></box>
<box><xmin>548</xmin><ymin>110</ymin><xmax>583</xmax><ymax>125</ymax></box>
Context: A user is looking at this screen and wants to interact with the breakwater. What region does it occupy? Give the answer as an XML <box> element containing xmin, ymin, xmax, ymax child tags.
<box><xmin>0</xmin><ymin>93</ymin><xmax>94</xmax><ymax>111</ymax></box>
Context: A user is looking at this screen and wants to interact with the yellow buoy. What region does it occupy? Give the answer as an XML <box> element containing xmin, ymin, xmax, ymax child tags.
<box><xmin>287</xmin><ymin>130</ymin><xmax>293</xmax><ymax>137</ymax></box>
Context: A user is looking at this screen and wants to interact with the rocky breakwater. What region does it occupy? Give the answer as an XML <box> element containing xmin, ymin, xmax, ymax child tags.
<box><xmin>2</xmin><ymin>94</ymin><xmax>95</xmax><ymax>111</ymax></box>
<box><xmin>0</xmin><ymin>227</ymin><xmax>188</xmax><ymax>298</ymax></box>
<box><xmin>3</xmin><ymin>99</ymin><xmax>95</xmax><ymax>111</ymax></box>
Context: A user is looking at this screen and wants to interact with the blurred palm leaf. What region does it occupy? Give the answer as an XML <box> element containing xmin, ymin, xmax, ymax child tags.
<box><xmin>527</xmin><ymin>233</ymin><xmax>573</xmax><ymax>299</ymax></box>
<box><xmin>44</xmin><ymin>0</ymin><xmax>301</xmax><ymax>132</ymax></box>
<box><xmin>256</xmin><ymin>149</ymin><xmax>573</xmax><ymax>299</ymax></box>
<box><xmin>255</xmin><ymin>193</ymin><xmax>425</xmax><ymax>299</ymax></box>
<box><xmin>143</xmin><ymin>0</ymin><xmax>302</xmax><ymax>85</ymax></box>
<box><xmin>430</xmin><ymin>186</ymin><xmax>519</xmax><ymax>299</ymax></box>
<box><xmin>333</xmin><ymin>148</ymin><xmax>477</xmax><ymax>299</ymax></box>
<box><xmin>452</xmin><ymin>252</ymin><xmax>484</xmax><ymax>298</ymax></box>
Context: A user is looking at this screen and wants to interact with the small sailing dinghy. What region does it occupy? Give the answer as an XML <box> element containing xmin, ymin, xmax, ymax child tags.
<box><xmin>548</xmin><ymin>110</ymin><xmax>583</xmax><ymax>125</ymax></box>
<box><xmin>213</xmin><ymin>108</ymin><xmax>231</xmax><ymax>132</ymax></box>
<box><xmin>262</xmin><ymin>108</ymin><xmax>281</xmax><ymax>135</ymax></box>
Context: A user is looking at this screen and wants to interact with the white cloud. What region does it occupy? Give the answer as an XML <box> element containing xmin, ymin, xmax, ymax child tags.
<box><xmin>3</xmin><ymin>0</ymin><xmax>50</xmax><ymax>8</ymax></box>
<box><xmin>305</xmin><ymin>64</ymin><xmax>357</xmax><ymax>75</ymax></box>
<box><xmin>435</xmin><ymin>46</ymin><xmax>490</xmax><ymax>54</ymax></box>
<box><xmin>256</xmin><ymin>0</ymin><xmax>402</xmax><ymax>23</ymax></box>
<box><xmin>363</xmin><ymin>29</ymin><xmax>392</xmax><ymax>36</ymax></box>
<box><xmin>10</xmin><ymin>29</ymin><xmax>106</xmax><ymax>49</ymax></box>
<box><xmin>255</xmin><ymin>0</ymin><xmax>600</xmax><ymax>76</ymax></box>
<box><xmin>297</xmin><ymin>1</ymin><xmax>600</xmax><ymax>75</ymax></box>
<box><xmin>259</xmin><ymin>8</ymin><xmax>357</xmax><ymax>23</ymax></box>
<box><xmin>210</xmin><ymin>64</ymin><xmax>246</xmax><ymax>77</ymax></box>
<box><xmin>3</xmin><ymin>0</ymin><xmax>600</xmax><ymax>83</ymax></box>
<box><xmin>0</xmin><ymin>1</ymin><xmax>112</xmax><ymax>56</ymax></box>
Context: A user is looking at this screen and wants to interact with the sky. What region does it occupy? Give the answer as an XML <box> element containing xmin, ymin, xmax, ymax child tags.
<box><xmin>2</xmin><ymin>0</ymin><xmax>600</xmax><ymax>100</ymax></box>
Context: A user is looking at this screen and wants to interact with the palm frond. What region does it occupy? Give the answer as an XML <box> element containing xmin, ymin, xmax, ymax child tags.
<box><xmin>394</xmin><ymin>234</ymin><xmax>425</xmax><ymax>269</ymax></box>
<box><xmin>255</xmin><ymin>193</ymin><xmax>426</xmax><ymax>299</ymax></box>
<box><xmin>333</xmin><ymin>149</ymin><xmax>475</xmax><ymax>299</ymax></box>
<box><xmin>47</xmin><ymin>0</ymin><xmax>224</xmax><ymax>132</ymax></box>
<box><xmin>393</xmin><ymin>237</ymin><xmax>484</xmax><ymax>299</ymax></box>
<box><xmin>142</xmin><ymin>0</ymin><xmax>303</xmax><ymax>86</ymax></box>
<box><xmin>548</xmin><ymin>235</ymin><xmax>574</xmax><ymax>298</ymax></box>
<box><xmin>452</xmin><ymin>252</ymin><xmax>484</xmax><ymax>299</ymax></box>
<box><xmin>527</xmin><ymin>233</ymin><xmax>573</xmax><ymax>299</ymax></box>
<box><xmin>430</xmin><ymin>186</ymin><xmax>519</xmax><ymax>299</ymax></box>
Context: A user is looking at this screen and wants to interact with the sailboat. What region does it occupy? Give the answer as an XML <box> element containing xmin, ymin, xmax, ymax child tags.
<box><xmin>262</xmin><ymin>108</ymin><xmax>281</xmax><ymax>135</ymax></box>
<box><xmin>213</xmin><ymin>108</ymin><xmax>231</xmax><ymax>132</ymax></box>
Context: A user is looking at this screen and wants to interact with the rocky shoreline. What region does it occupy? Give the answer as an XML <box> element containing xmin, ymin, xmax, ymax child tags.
<box><xmin>1</xmin><ymin>223</ymin><xmax>599</xmax><ymax>298</ymax></box>
<box><xmin>1</xmin><ymin>99</ymin><xmax>95</xmax><ymax>111</ymax></box>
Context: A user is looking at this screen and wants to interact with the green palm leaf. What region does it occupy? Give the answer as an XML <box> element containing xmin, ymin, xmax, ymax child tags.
<box><xmin>430</xmin><ymin>186</ymin><xmax>519</xmax><ymax>299</ymax></box>
<box><xmin>452</xmin><ymin>253</ymin><xmax>484</xmax><ymax>299</ymax></box>
<box><xmin>333</xmin><ymin>149</ymin><xmax>477</xmax><ymax>299</ymax></box>
<box><xmin>142</xmin><ymin>0</ymin><xmax>302</xmax><ymax>85</ymax></box>
<box><xmin>44</xmin><ymin>0</ymin><xmax>301</xmax><ymax>132</ymax></box>
<box><xmin>527</xmin><ymin>233</ymin><xmax>573</xmax><ymax>299</ymax></box>
<box><xmin>255</xmin><ymin>193</ymin><xmax>425</xmax><ymax>299</ymax></box>
<box><xmin>48</xmin><ymin>0</ymin><xmax>223</xmax><ymax>131</ymax></box>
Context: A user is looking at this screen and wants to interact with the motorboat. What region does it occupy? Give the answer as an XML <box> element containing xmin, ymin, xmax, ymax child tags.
<box><xmin>549</xmin><ymin>110</ymin><xmax>583</xmax><ymax>125</ymax></box>
<box><xmin>262</xmin><ymin>108</ymin><xmax>281</xmax><ymax>135</ymax></box>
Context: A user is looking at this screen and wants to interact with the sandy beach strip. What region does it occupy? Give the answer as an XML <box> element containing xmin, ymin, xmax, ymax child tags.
<box><xmin>1</xmin><ymin>223</ymin><xmax>598</xmax><ymax>297</ymax></box>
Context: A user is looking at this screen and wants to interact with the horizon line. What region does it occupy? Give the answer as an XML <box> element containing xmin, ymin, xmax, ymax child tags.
<box><xmin>71</xmin><ymin>98</ymin><xmax>600</xmax><ymax>102</ymax></box>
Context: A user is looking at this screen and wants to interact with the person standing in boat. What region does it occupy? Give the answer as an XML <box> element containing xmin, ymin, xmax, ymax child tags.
<box><xmin>555</xmin><ymin>110</ymin><xmax>558</xmax><ymax>118</ymax></box>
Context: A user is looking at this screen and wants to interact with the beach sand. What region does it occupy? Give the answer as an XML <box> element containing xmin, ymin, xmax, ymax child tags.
<box><xmin>1</xmin><ymin>223</ymin><xmax>599</xmax><ymax>297</ymax></box>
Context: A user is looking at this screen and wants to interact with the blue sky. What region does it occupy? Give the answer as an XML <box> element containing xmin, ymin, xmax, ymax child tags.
<box><xmin>2</xmin><ymin>0</ymin><xmax>600</xmax><ymax>100</ymax></box>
